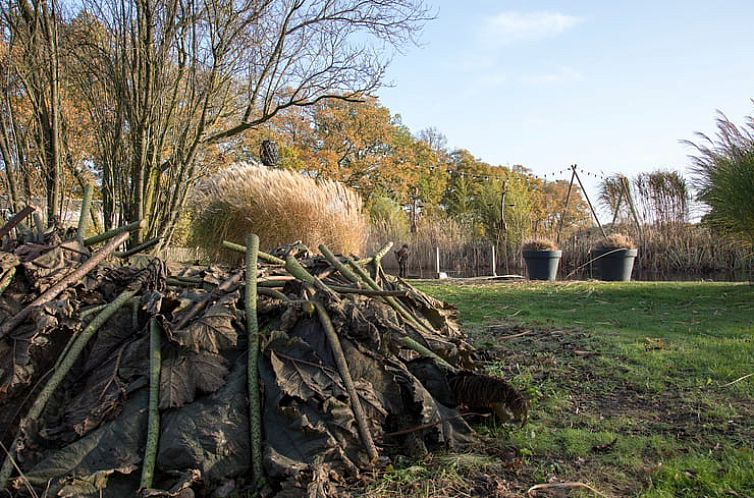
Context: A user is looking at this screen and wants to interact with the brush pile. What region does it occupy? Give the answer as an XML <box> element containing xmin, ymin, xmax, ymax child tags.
<box><xmin>0</xmin><ymin>216</ymin><xmax>528</xmax><ymax>497</ymax></box>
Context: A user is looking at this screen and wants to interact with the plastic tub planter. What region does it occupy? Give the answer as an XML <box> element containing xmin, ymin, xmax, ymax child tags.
<box><xmin>590</xmin><ymin>248</ymin><xmax>638</xmax><ymax>281</ymax></box>
<box><xmin>522</xmin><ymin>250</ymin><xmax>562</xmax><ymax>281</ymax></box>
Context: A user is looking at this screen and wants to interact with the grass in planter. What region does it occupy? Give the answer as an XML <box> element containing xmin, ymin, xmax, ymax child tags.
<box><xmin>365</xmin><ymin>281</ymin><xmax>754</xmax><ymax>497</ymax></box>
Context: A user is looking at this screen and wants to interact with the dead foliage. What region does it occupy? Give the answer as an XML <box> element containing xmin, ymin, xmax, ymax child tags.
<box><xmin>0</xmin><ymin>223</ymin><xmax>528</xmax><ymax>496</ymax></box>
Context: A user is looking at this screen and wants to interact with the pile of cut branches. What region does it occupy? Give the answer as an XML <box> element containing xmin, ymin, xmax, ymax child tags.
<box><xmin>0</xmin><ymin>215</ymin><xmax>528</xmax><ymax>497</ymax></box>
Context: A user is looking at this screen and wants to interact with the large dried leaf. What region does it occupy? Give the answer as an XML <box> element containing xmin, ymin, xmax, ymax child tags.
<box><xmin>158</xmin><ymin>360</ymin><xmax>250</xmax><ymax>482</ymax></box>
<box><xmin>19</xmin><ymin>390</ymin><xmax>147</xmax><ymax>495</ymax></box>
<box><xmin>159</xmin><ymin>348</ymin><xmax>229</xmax><ymax>409</ymax></box>
<box><xmin>174</xmin><ymin>293</ymin><xmax>239</xmax><ymax>353</ymax></box>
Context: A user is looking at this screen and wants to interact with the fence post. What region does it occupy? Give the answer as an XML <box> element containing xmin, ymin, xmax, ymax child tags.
<box><xmin>491</xmin><ymin>244</ymin><xmax>497</xmax><ymax>276</ymax></box>
<box><xmin>435</xmin><ymin>247</ymin><xmax>440</xmax><ymax>278</ymax></box>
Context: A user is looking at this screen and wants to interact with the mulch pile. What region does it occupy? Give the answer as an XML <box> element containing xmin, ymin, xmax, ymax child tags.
<box><xmin>0</xmin><ymin>222</ymin><xmax>527</xmax><ymax>497</ymax></box>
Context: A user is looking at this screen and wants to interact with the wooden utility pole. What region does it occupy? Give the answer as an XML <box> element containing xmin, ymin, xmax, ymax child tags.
<box><xmin>499</xmin><ymin>181</ymin><xmax>508</xmax><ymax>233</ymax></box>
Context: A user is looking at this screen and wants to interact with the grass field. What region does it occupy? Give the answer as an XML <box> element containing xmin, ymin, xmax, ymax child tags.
<box><xmin>367</xmin><ymin>281</ymin><xmax>754</xmax><ymax>497</ymax></box>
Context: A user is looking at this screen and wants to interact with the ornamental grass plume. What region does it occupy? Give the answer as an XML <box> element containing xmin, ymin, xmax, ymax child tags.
<box><xmin>594</xmin><ymin>233</ymin><xmax>636</xmax><ymax>251</ymax></box>
<box><xmin>686</xmin><ymin>110</ymin><xmax>754</xmax><ymax>244</ymax></box>
<box><xmin>190</xmin><ymin>163</ymin><xmax>367</xmax><ymax>260</ymax></box>
<box><xmin>522</xmin><ymin>238</ymin><xmax>559</xmax><ymax>251</ymax></box>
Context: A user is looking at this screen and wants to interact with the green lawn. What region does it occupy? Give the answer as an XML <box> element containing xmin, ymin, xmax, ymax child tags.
<box><xmin>394</xmin><ymin>281</ymin><xmax>754</xmax><ymax>497</ymax></box>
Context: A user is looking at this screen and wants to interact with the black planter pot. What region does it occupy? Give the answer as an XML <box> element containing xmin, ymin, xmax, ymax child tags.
<box><xmin>591</xmin><ymin>248</ymin><xmax>638</xmax><ymax>281</ymax></box>
<box><xmin>522</xmin><ymin>250</ymin><xmax>562</xmax><ymax>281</ymax></box>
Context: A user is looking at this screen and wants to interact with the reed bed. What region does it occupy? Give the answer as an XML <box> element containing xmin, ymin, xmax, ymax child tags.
<box><xmin>369</xmin><ymin>221</ymin><xmax>752</xmax><ymax>280</ymax></box>
<box><xmin>190</xmin><ymin>163</ymin><xmax>367</xmax><ymax>260</ymax></box>
<box><xmin>561</xmin><ymin>223</ymin><xmax>752</xmax><ymax>279</ymax></box>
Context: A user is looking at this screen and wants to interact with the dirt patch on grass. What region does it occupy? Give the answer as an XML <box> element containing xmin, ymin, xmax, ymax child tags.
<box><xmin>469</xmin><ymin>324</ymin><xmax>754</xmax><ymax>496</ymax></box>
<box><xmin>362</xmin><ymin>322</ymin><xmax>754</xmax><ymax>497</ymax></box>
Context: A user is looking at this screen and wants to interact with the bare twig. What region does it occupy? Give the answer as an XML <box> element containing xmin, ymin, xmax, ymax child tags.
<box><xmin>718</xmin><ymin>372</ymin><xmax>754</xmax><ymax>388</ymax></box>
<box><xmin>0</xmin><ymin>205</ymin><xmax>34</xmax><ymax>239</ymax></box>
<box><xmin>258</xmin><ymin>287</ymin><xmax>290</xmax><ymax>302</ymax></box>
<box><xmin>494</xmin><ymin>329</ymin><xmax>533</xmax><ymax>340</ymax></box>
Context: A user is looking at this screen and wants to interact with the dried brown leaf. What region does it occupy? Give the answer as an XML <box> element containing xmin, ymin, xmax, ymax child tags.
<box><xmin>174</xmin><ymin>293</ymin><xmax>239</xmax><ymax>353</ymax></box>
<box><xmin>159</xmin><ymin>349</ymin><xmax>229</xmax><ymax>409</ymax></box>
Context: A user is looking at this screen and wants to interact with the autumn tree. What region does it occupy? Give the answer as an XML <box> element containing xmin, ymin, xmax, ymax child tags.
<box><xmin>69</xmin><ymin>0</ymin><xmax>430</xmax><ymax>246</ymax></box>
<box><xmin>240</xmin><ymin>97</ymin><xmax>444</xmax><ymax>205</ymax></box>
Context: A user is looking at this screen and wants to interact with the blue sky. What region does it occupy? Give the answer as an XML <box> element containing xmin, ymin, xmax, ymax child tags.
<box><xmin>377</xmin><ymin>0</ymin><xmax>754</xmax><ymax>211</ymax></box>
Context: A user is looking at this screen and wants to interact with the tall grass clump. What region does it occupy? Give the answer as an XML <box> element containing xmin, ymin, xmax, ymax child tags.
<box><xmin>190</xmin><ymin>163</ymin><xmax>367</xmax><ymax>259</ymax></box>
<box><xmin>686</xmin><ymin>110</ymin><xmax>754</xmax><ymax>244</ymax></box>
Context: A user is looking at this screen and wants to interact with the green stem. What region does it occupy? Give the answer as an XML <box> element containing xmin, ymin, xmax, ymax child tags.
<box><xmin>313</xmin><ymin>301</ymin><xmax>379</xmax><ymax>463</ymax></box>
<box><xmin>258</xmin><ymin>287</ymin><xmax>290</xmax><ymax>302</ymax></box>
<box><xmin>32</xmin><ymin>212</ymin><xmax>45</xmax><ymax>242</ymax></box>
<box><xmin>79</xmin><ymin>303</ymin><xmax>107</xmax><ymax>319</ymax></box>
<box><xmin>140</xmin><ymin>318</ymin><xmax>162</xmax><ymax>490</ymax></box>
<box><xmin>319</xmin><ymin>244</ymin><xmax>360</xmax><ymax>284</ymax></box>
<box><xmin>371</xmin><ymin>241</ymin><xmax>394</xmax><ymax>264</ymax></box>
<box><xmin>285</xmin><ymin>256</ymin><xmax>339</xmax><ymax>301</ymax></box>
<box><xmin>116</xmin><ymin>238</ymin><xmax>160</xmax><ymax>258</ymax></box>
<box><xmin>344</xmin><ymin>256</ymin><xmax>435</xmax><ymax>336</ymax></box>
<box><xmin>84</xmin><ymin>220</ymin><xmax>143</xmax><ymax>247</ymax></box>
<box><xmin>370</xmin><ymin>241</ymin><xmax>394</xmax><ymax>278</ymax></box>
<box><xmin>77</xmin><ymin>184</ymin><xmax>93</xmax><ymax>242</ymax></box>
<box><xmin>222</xmin><ymin>240</ymin><xmax>285</xmax><ymax>265</ymax></box>
<box><xmin>396</xmin><ymin>336</ymin><xmax>456</xmax><ymax>372</ymax></box>
<box><xmin>0</xmin><ymin>285</ymin><xmax>141</xmax><ymax>488</ymax></box>
<box><xmin>245</xmin><ymin>234</ymin><xmax>265</xmax><ymax>486</ymax></box>
<box><xmin>329</xmin><ymin>285</ymin><xmax>407</xmax><ymax>297</ymax></box>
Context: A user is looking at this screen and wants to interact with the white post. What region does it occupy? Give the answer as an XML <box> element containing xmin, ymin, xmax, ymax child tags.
<box><xmin>491</xmin><ymin>244</ymin><xmax>497</xmax><ymax>276</ymax></box>
<box><xmin>435</xmin><ymin>247</ymin><xmax>440</xmax><ymax>276</ymax></box>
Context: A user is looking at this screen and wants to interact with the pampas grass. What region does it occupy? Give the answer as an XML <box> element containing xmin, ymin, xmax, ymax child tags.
<box><xmin>190</xmin><ymin>163</ymin><xmax>367</xmax><ymax>259</ymax></box>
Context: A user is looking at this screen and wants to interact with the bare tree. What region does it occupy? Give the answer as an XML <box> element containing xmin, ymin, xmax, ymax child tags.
<box><xmin>1</xmin><ymin>0</ymin><xmax>64</xmax><ymax>224</ymax></box>
<box><xmin>71</xmin><ymin>0</ymin><xmax>430</xmax><ymax>246</ymax></box>
<box><xmin>418</xmin><ymin>126</ymin><xmax>447</xmax><ymax>154</ymax></box>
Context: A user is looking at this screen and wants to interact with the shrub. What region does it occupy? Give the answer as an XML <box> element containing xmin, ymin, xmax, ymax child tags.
<box><xmin>522</xmin><ymin>238</ymin><xmax>559</xmax><ymax>252</ymax></box>
<box><xmin>190</xmin><ymin>163</ymin><xmax>367</xmax><ymax>259</ymax></box>
<box><xmin>594</xmin><ymin>233</ymin><xmax>636</xmax><ymax>251</ymax></box>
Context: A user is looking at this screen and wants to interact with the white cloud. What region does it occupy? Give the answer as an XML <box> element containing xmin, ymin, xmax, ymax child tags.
<box><xmin>522</xmin><ymin>66</ymin><xmax>585</xmax><ymax>85</ymax></box>
<box><xmin>481</xmin><ymin>11</ymin><xmax>582</xmax><ymax>45</ymax></box>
